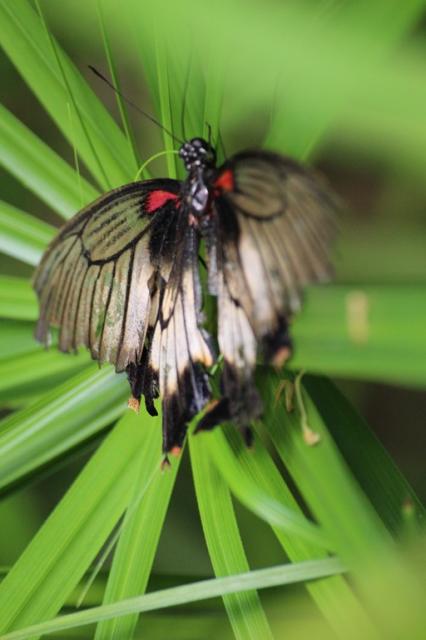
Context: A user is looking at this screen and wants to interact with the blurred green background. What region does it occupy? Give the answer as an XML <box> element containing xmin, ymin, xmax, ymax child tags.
<box><xmin>0</xmin><ymin>1</ymin><xmax>425</xmax><ymax>638</ymax></box>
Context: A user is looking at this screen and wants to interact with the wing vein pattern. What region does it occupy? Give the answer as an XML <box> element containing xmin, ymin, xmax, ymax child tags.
<box><xmin>34</xmin><ymin>179</ymin><xmax>213</xmax><ymax>452</ymax></box>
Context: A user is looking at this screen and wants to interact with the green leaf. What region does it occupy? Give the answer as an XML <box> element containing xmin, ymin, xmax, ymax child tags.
<box><xmin>291</xmin><ymin>285</ymin><xmax>426</xmax><ymax>387</ymax></box>
<box><xmin>265</xmin><ymin>0</ymin><xmax>426</xmax><ymax>159</ymax></box>
<box><xmin>0</xmin><ymin>349</ymin><xmax>91</xmax><ymax>407</ymax></box>
<box><xmin>259</xmin><ymin>371</ymin><xmax>392</xmax><ymax>561</ymax></box>
<box><xmin>0</xmin><ymin>366</ymin><xmax>127</xmax><ymax>491</ymax></box>
<box><xmin>0</xmin><ymin>0</ymin><xmax>137</xmax><ymax>189</ymax></box>
<box><xmin>125</xmin><ymin>0</ymin><xmax>426</xmax><ymax>172</ymax></box>
<box><xmin>96</xmin><ymin>1</ymin><xmax>141</xmax><ymax>172</ymax></box>
<box><xmin>0</xmin><ymin>558</ymin><xmax>345</xmax><ymax>640</ymax></box>
<box><xmin>189</xmin><ymin>434</ymin><xmax>273</xmax><ymax>640</ymax></box>
<box><xmin>0</xmin><ymin>411</ymin><xmax>162</xmax><ymax>635</ymax></box>
<box><xmin>201</xmin><ymin>428</ymin><xmax>329</xmax><ymax>550</ymax></box>
<box><xmin>258</xmin><ymin>370</ymin><xmax>425</xmax><ymax>636</ymax></box>
<box><xmin>0</xmin><ymin>276</ymin><xmax>37</xmax><ymax>321</ymax></box>
<box><xmin>0</xmin><ymin>103</ymin><xmax>98</xmax><ymax>218</ymax></box>
<box><xmin>0</xmin><ymin>492</ymin><xmax>41</xmax><ymax>567</ymax></box>
<box><xmin>303</xmin><ymin>376</ymin><xmax>426</xmax><ymax>533</ymax></box>
<box><xmin>0</xmin><ymin>321</ymin><xmax>40</xmax><ymax>360</ymax></box>
<box><xmin>154</xmin><ymin>40</ymin><xmax>179</xmax><ymax>179</ymax></box>
<box><xmin>0</xmin><ymin>201</ymin><xmax>54</xmax><ymax>266</ymax></box>
<box><xmin>94</xmin><ymin>435</ymin><xmax>181</xmax><ymax>640</ymax></box>
<box><xmin>213</xmin><ymin>425</ymin><xmax>377</xmax><ymax>639</ymax></box>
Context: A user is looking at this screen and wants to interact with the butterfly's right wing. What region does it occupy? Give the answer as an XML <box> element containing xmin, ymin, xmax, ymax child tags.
<box><xmin>199</xmin><ymin>151</ymin><xmax>338</xmax><ymax>432</ymax></box>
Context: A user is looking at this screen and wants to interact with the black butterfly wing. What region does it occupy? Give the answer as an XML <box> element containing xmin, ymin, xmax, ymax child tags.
<box><xmin>199</xmin><ymin>150</ymin><xmax>338</xmax><ymax>431</ymax></box>
<box><xmin>34</xmin><ymin>179</ymin><xmax>213</xmax><ymax>452</ymax></box>
<box><xmin>127</xmin><ymin>216</ymin><xmax>213</xmax><ymax>453</ymax></box>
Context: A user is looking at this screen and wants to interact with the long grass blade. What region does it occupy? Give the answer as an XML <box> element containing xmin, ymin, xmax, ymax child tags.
<box><xmin>211</xmin><ymin>425</ymin><xmax>377</xmax><ymax>639</ymax></box>
<box><xmin>0</xmin><ymin>411</ymin><xmax>159</xmax><ymax>635</ymax></box>
<box><xmin>0</xmin><ymin>349</ymin><xmax>91</xmax><ymax>407</ymax></box>
<box><xmin>0</xmin><ymin>366</ymin><xmax>127</xmax><ymax>491</ymax></box>
<box><xmin>154</xmin><ymin>39</ymin><xmax>179</xmax><ymax>179</ymax></box>
<box><xmin>127</xmin><ymin>0</ymin><xmax>426</xmax><ymax>172</ymax></box>
<box><xmin>0</xmin><ymin>321</ymin><xmax>41</xmax><ymax>361</ymax></box>
<box><xmin>258</xmin><ymin>370</ymin><xmax>425</xmax><ymax>636</ymax></box>
<box><xmin>0</xmin><ymin>0</ymin><xmax>137</xmax><ymax>187</ymax></box>
<box><xmin>189</xmin><ymin>434</ymin><xmax>273</xmax><ymax>640</ymax></box>
<box><xmin>0</xmin><ymin>558</ymin><xmax>345</xmax><ymax>640</ymax></box>
<box><xmin>0</xmin><ymin>276</ymin><xmax>37</xmax><ymax>322</ymax></box>
<box><xmin>291</xmin><ymin>285</ymin><xmax>426</xmax><ymax>387</ymax></box>
<box><xmin>34</xmin><ymin>0</ymin><xmax>112</xmax><ymax>192</ymax></box>
<box><xmin>96</xmin><ymin>0</ymin><xmax>141</xmax><ymax>171</ymax></box>
<box><xmin>94</xmin><ymin>441</ymin><xmax>180</xmax><ymax>639</ymax></box>
<box><xmin>302</xmin><ymin>376</ymin><xmax>426</xmax><ymax>532</ymax></box>
<box><xmin>0</xmin><ymin>201</ymin><xmax>54</xmax><ymax>266</ymax></box>
<box><xmin>0</xmin><ymin>104</ymin><xmax>98</xmax><ymax>218</ymax></box>
<box><xmin>200</xmin><ymin>429</ymin><xmax>329</xmax><ymax>550</ymax></box>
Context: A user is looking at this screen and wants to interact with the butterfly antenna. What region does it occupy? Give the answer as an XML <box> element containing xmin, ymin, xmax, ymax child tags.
<box><xmin>217</xmin><ymin>127</ymin><xmax>228</xmax><ymax>161</ymax></box>
<box><xmin>88</xmin><ymin>65</ymin><xmax>184</xmax><ymax>146</ymax></box>
<box><xmin>206</xmin><ymin>122</ymin><xmax>212</xmax><ymax>148</ymax></box>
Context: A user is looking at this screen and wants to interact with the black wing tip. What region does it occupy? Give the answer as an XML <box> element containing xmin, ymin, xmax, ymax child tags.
<box><xmin>194</xmin><ymin>399</ymin><xmax>254</xmax><ymax>450</ymax></box>
<box><xmin>194</xmin><ymin>359</ymin><xmax>263</xmax><ymax>443</ymax></box>
<box><xmin>195</xmin><ymin>398</ymin><xmax>231</xmax><ymax>433</ymax></box>
<box><xmin>161</xmin><ymin>364</ymin><xmax>211</xmax><ymax>453</ymax></box>
<box><xmin>261</xmin><ymin>317</ymin><xmax>293</xmax><ymax>366</ymax></box>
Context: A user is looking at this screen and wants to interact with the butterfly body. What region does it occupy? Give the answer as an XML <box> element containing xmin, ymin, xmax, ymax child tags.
<box><xmin>179</xmin><ymin>137</ymin><xmax>217</xmax><ymax>226</ymax></box>
<box><xmin>34</xmin><ymin>138</ymin><xmax>338</xmax><ymax>453</ymax></box>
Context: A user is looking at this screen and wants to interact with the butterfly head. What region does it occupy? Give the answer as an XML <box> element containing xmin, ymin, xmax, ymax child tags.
<box><xmin>179</xmin><ymin>138</ymin><xmax>216</xmax><ymax>172</ymax></box>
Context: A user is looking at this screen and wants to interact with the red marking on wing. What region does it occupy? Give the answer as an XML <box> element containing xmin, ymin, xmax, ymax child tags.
<box><xmin>214</xmin><ymin>169</ymin><xmax>234</xmax><ymax>192</ymax></box>
<box><xmin>146</xmin><ymin>190</ymin><xmax>179</xmax><ymax>213</ymax></box>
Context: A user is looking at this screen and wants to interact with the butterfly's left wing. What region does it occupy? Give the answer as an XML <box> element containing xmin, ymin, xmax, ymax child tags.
<box><xmin>33</xmin><ymin>179</ymin><xmax>213</xmax><ymax>453</ymax></box>
<box><xmin>33</xmin><ymin>179</ymin><xmax>183</xmax><ymax>370</ymax></box>
<box><xmin>199</xmin><ymin>150</ymin><xmax>338</xmax><ymax>432</ymax></box>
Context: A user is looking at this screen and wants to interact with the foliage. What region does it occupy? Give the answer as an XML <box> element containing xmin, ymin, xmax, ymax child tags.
<box><xmin>0</xmin><ymin>1</ymin><xmax>425</xmax><ymax>638</ymax></box>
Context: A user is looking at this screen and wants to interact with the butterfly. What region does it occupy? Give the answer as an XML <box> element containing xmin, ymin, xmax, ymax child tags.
<box><xmin>33</xmin><ymin>137</ymin><xmax>338</xmax><ymax>455</ymax></box>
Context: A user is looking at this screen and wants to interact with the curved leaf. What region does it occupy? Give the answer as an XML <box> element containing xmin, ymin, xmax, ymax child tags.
<box><xmin>0</xmin><ymin>201</ymin><xmax>54</xmax><ymax>266</ymax></box>
<box><xmin>0</xmin><ymin>411</ymin><xmax>165</xmax><ymax>635</ymax></box>
<box><xmin>0</xmin><ymin>104</ymin><xmax>98</xmax><ymax>218</ymax></box>
<box><xmin>190</xmin><ymin>435</ymin><xmax>273</xmax><ymax>640</ymax></box>
<box><xmin>0</xmin><ymin>558</ymin><xmax>345</xmax><ymax>640</ymax></box>
<box><xmin>0</xmin><ymin>366</ymin><xmax>127</xmax><ymax>490</ymax></box>
<box><xmin>0</xmin><ymin>0</ymin><xmax>137</xmax><ymax>188</ymax></box>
